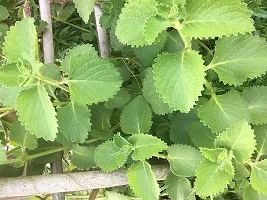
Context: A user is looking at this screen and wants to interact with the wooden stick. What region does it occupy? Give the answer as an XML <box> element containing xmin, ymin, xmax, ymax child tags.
<box><xmin>0</xmin><ymin>165</ymin><xmax>169</xmax><ymax>199</ymax></box>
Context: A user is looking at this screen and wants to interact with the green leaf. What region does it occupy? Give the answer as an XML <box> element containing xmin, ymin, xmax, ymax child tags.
<box><xmin>242</xmin><ymin>86</ymin><xmax>267</xmax><ymax>125</ymax></box>
<box><xmin>128</xmin><ymin>161</ymin><xmax>159</xmax><ymax>200</ymax></box>
<box><xmin>10</xmin><ymin>120</ymin><xmax>38</xmax><ymax>150</ymax></box>
<box><xmin>0</xmin><ymin>141</ymin><xmax>6</xmax><ymax>164</ymax></box>
<box><xmin>67</xmin><ymin>54</ymin><xmax>122</xmax><ymax>105</ymax></box>
<box><xmin>253</xmin><ymin>125</ymin><xmax>267</xmax><ymax>155</ymax></box>
<box><xmin>208</xmin><ymin>35</ymin><xmax>267</xmax><ymax>85</ymax></box>
<box><xmin>250</xmin><ymin>159</ymin><xmax>267</xmax><ymax>194</ymax></box>
<box><xmin>57</xmin><ymin>103</ymin><xmax>91</xmax><ymax>143</ymax></box>
<box><xmin>16</xmin><ymin>84</ymin><xmax>58</xmax><ymax>141</ymax></box>
<box><xmin>113</xmin><ymin>133</ymin><xmax>131</xmax><ymax>148</ymax></box>
<box><xmin>106</xmin><ymin>192</ymin><xmax>131</xmax><ymax>200</ymax></box>
<box><xmin>165</xmin><ymin>173</ymin><xmax>194</xmax><ymax>200</ymax></box>
<box><xmin>61</xmin><ymin>44</ymin><xmax>98</xmax><ymax>74</ymax></box>
<box><xmin>115</xmin><ymin>0</ymin><xmax>158</xmax><ymax>47</ymax></box>
<box><xmin>181</xmin><ymin>0</ymin><xmax>254</xmax><ymax>38</ymax></box>
<box><xmin>163</xmin><ymin>29</ymin><xmax>184</xmax><ymax>53</ymax></box>
<box><xmin>120</xmin><ymin>96</ymin><xmax>152</xmax><ymax>134</ymax></box>
<box><xmin>195</xmin><ymin>159</ymin><xmax>234</xmax><ymax>197</ymax></box>
<box><xmin>94</xmin><ymin>141</ymin><xmax>132</xmax><ymax>172</ymax></box>
<box><xmin>198</xmin><ymin>90</ymin><xmax>250</xmax><ymax>133</ymax></box>
<box><xmin>0</xmin><ymin>85</ymin><xmax>24</xmax><ymax>108</ymax></box>
<box><xmin>142</xmin><ymin>69</ymin><xmax>174</xmax><ymax>115</ymax></box>
<box><xmin>215</xmin><ymin>121</ymin><xmax>256</xmax><ymax>164</ymax></box>
<box><xmin>244</xmin><ymin>184</ymin><xmax>267</xmax><ymax>200</ymax></box>
<box><xmin>200</xmin><ymin>148</ymin><xmax>227</xmax><ymax>163</ymax></box>
<box><xmin>73</xmin><ymin>0</ymin><xmax>94</xmax><ymax>23</ymax></box>
<box><xmin>167</xmin><ymin>144</ymin><xmax>203</xmax><ymax>177</ymax></box>
<box><xmin>153</xmin><ymin>51</ymin><xmax>205</xmax><ymax>112</ymax></box>
<box><xmin>0</xmin><ymin>5</ymin><xmax>9</xmax><ymax>21</ymax></box>
<box><xmin>3</xmin><ymin>17</ymin><xmax>38</xmax><ymax>62</ymax></box>
<box><xmin>71</xmin><ymin>144</ymin><xmax>95</xmax><ymax>169</ymax></box>
<box><xmin>105</xmin><ymin>88</ymin><xmax>131</xmax><ymax>109</ymax></box>
<box><xmin>128</xmin><ymin>134</ymin><xmax>167</xmax><ymax>160</ymax></box>
<box><xmin>234</xmin><ymin>160</ymin><xmax>249</xmax><ymax>180</ymax></box>
<box><xmin>189</xmin><ymin>121</ymin><xmax>216</xmax><ymax>148</ymax></box>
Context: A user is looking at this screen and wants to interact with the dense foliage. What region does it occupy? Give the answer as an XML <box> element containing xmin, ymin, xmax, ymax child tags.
<box><xmin>1</xmin><ymin>0</ymin><xmax>267</xmax><ymax>199</ymax></box>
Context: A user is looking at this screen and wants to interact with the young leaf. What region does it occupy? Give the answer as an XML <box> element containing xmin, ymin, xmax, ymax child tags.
<box><xmin>165</xmin><ymin>173</ymin><xmax>194</xmax><ymax>200</ymax></box>
<box><xmin>106</xmin><ymin>191</ymin><xmax>131</xmax><ymax>200</ymax></box>
<box><xmin>94</xmin><ymin>141</ymin><xmax>132</xmax><ymax>172</ymax></box>
<box><xmin>3</xmin><ymin>17</ymin><xmax>38</xmax><ymax>62</ymax></box>
<box><xmin>142</xmin><ymin>69</ymin><xmax>174</xmax><ymax>115</ymax></box>
<box><xmin>208</xmin><ymin>35</ymin><xmax>267</xmax><ymax>85</ymax></box>
<box><xmin>128</xmin><ymin>161</ymin><xmax>159</xmax><ymax>200</ymax></box>
<box><xmin>66</xmin><ymin>54</ymin><xmax>122</xmax><ymax>105</ymax></box>
<box><xmin>128</xmin><ymin>134</ymin><xmax>167</xmax><ymax>160</ymax></box>
<box><xmin>120</xmin><ymin>96</ymin><xmax>152</xmax><ymax>134</ymax></box>
<box><xmin>0</xmin><ymin>141</ymin><xmax>7</xmax><ymax>164</ymax></box>
<box><xmin>250</xmin><ymin>159</ymin><xmax>267</xmax><ymax>194</ymax></box>
<box><xmin>57</xmin><ymin>103</ymin><xmax>91</xmax><ymax>143</ymax></box>
<box><xmin>253</xmin><ymin>125</ymin><xmax>267</xmax><ymax>155</ymax></box>
<box><xmin>113</xmin><ymin>133</ymin><xmax>131</xmax><ymax>148</ymax></box>
<box><xmin>0</xmin><ymin>5</ymin><xmax>9</xmax><ymax>21</ymax></box>
<box><xmin>153</xmin><ymin>52</ymin><xmax>205</xmax><ymax>113</ymax></box>
<box><xmin>242</xmin><ymin>86</ymin><xmax>267</xmax><ymax>125</ymax></box>
<box><xmin>16</xmin><ymin>84</ymin><xmax>58</xmax><ymax>141</ymax></box>
<box><xmin>244</xmin><ymin>184</ymin><xmax>267</xmax><ymax>200</ymax></box>
<box><xmin>115</xmin><ymin>0</ymin><xmax>158</xmax><ymax>47</ymax></box>
<box><xmin>105</xmin><ymin>88</ymin><xmax>131</xmax><ymax>109</ymax></box>
<box><xmin>200</xmin><ymin>148</ymin><xmax>228</xmax><ymax>163</ymax></box>
<box><xmin>189</xmin><ymin>121</ymin><xmax>216</xmax><ymax>148</ymax></box>
<box><xmin>234</xmin><ymin>160</ymin><xmax>249</xmax><ymax>180</ymax></box>
<box><xmin>198</xmin><ymin>90</ymin><xmax>250</xmax><ymax>133</ymax></box>
<box><xmin>10</xmin><ymin>120</ymin><xmax>38</xmax><ymax>150</ymax></box>
<box><xmin>167</xmin><ymin>144</ymin><xmax>203</xmax><ymax>177</ymax></box>
<box><xmin>215</xmin><ymin>121</ymin><xmax>256</xmax><ymax>164</ymax></box>
<box><xmin>71</xmin><ymin>144</ymin><xmax>95</xmax><ymax>169</ymax></box>
<box><xmin>0</xmin><ymin>85</ymin><xmax>25</xmax><ymax>108</ymax></box>
<box><xmin>73</xmin><ymin>0</ymin><xmax>94</xmax><ymax>24</ymax></box>
<box><xmin>195</xmin><ymin>159</ymin><xmax>234</xmax><ymax>197</ymax></box>
<box><xmin>181</xmin><ymin>0</ymin><xmax>254</xmax><ymax>38</ymax></box>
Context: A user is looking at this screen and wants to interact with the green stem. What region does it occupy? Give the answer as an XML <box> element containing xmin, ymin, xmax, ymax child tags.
<box><xmin>196</xmin><ymin>39</ymin><xmax>213</xmax><ymax>55</ymax></box>
<box><xmin>52</xmin><ymin>101</ymin><xmax>70</xmax><ymax>107</ymax></box>
<box><xmin>153</xmin><ymin>153</ymin><xmax>167</xmax><ymax>159</ymax></box>
<box><xmin>6</xmin><ymin>146</ymin><xmax>21</xmax><ymax>155</ymax></box>
<box><xmin>3</xmin><ymin>146</ymin><xmax>67</xmax><ymax>165</ymax></box>
<box><xmin>110</xmin><ymin>123</ymin><xmax>120</xmax><ymax>132</ymax></box>
<box><xmin>256</xmin><ymin>152</ymin><xmax>262</xmax><ymax>162</ymax></box>
<box><xmin>84</xmin><ymin>138</ymin><xmax>102</xmax><ymax>144</ymax></box>
<box><xmin>204</xmin><ymin>79</ymin><xmax>216</xmax><ymax>97</ymax></box>
<box><xmin>35</xmin><ymin>74</ymin><xmax>70</xmax><ymax>92</ymax></box>
<box><xmin>0</xmin><ymin>111</ymin><xmax>11</xmax><ymax>118</ymax></box>
<box><xmin>0</xmin><ymin>107</ymin><xmax>14</xmax><ymax>112</ymax></box>
<box><xmin>173</xmin><ymin>22</ymin><xmax>191</xmax><ymax>50</ymax></box>
<box><xmin>52</xmin><ymin>16</ymin><xmax>90</xmax><ymax>33</ymax></box>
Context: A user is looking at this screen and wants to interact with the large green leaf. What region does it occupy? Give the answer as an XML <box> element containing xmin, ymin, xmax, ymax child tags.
<box><xmin>71</xmin><ymin>144</ymin><xmax>95</xmax><ymax>169</ymax></box>
<box><xmin>16</xmin><ymin>84</ymin><xmax>58</xmax><ymax>141</ymax></box>
<box><xmin>167</xmin><ymin>144</ymin><xmax>203</xmax><ymax>177</ymax></box>
<box><xmin>57</xmin><ymin>103</ymin><xmax>91</xmax><ymax>143</ymax></box>
<box><xmin>120</xmin><ymin>96</ymin><xmax>152</xmax><ymax>134</ymax></box>
<box><xmin>215</xmin><ymin>121</ymin><xmax>256</xmax><ymax>164</ymax></box>
<box><xmin>3</xmin><ymin>17</ymin><xmax>38</xmax><ymax>62</ymax></box>
<box><xmin>208</xmin><ymin>35</ymin><xmax>267</xmax><ymax>85</ymax></box>
<box><xmin>253</xmin><ymin>125</ymin><xmax>267</xmax><ymax>155</ymax></box>
<box><xmin>153</xmin><ymin>52</ymin><xmax>205</xmax><ymax>113</ymax></box>
<box><xmin>143</xmin><ymin>69</ymin><xmax>174</xmax><ymax>115</ymax></box>
<box><xmin>128</xmin><ymin>134</ymin><xmax>167</xmax><ymax>160</ymax></box>
<box><xmin>115</xmin><ymin>0</ymin><xmax>158</xmax><ymax>47</ymax></box>
<box><xmin>195</xmin><ymin>159</ymin><xmax>234</xmax><ymax>197</ymax></box>
<box><xmin>73</xmin><ymin>0</ymin><xmax>94</xmax><ymax>23</ymax></box>
<box><xmin>198</xmin><ymin>90</ymin><xmax>250</xmax><ymax>133</ymax></box>
<box><xmin>250</xmin><ymin>159</ymin><xmax>267</xmax><ymax>194</ymax></box>
<box><xmin>66</xmin><ymin>54</ymin><xmax>122</xmax><ymax>105</ymax></box>
<box><xmin>242</xmin><ymin>86</ymin><xmax>267</xmax><ymax>125</ymax></box>
<box><xmin>244</xmin><ymin>184</ymin><xmax>267</xmax><ymax>200</ymax></box>
<box><xmin>128</xmin><ymin>161</ymin><xmax>159</xmax><ymax>200</ymax></box>
<box><xmin>0</xmin><ymin>141</ymin><xmax>6</xmax><ymax>165</ymax></box>
<box><xmin>181</xmin><ymin>0</ymin><xmax>254</xmax><ymax>38</ymax></box>
<box><xmin>10</xmin><ymin>120</ymin><xmax>37</xmax><ymax>150</ymax></box>
<box><xmin>165</xmin><ymin>173</ymin><xmax>195</xmax><ymax>200</ymax></box>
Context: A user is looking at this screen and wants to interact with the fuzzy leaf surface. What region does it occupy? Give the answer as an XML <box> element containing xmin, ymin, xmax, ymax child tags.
<box><xmin>209</xmin><ymin>35</ymin><xmax>267</xmax><ymax>85</ymax></box>
<box><xmin>253</xmin><ymin>125</ymin><xmax>267</xmax><ymax>155</ymax></box>
<box><xmin>71</xmin><ymin>144</ymin><xmax>95</xmax><ymax>169</ymax></box>
<box><xmin>244</xmin><ymin>185</ymin><xmax>267</xmax><ymax>200</ymax></box>
<box><xmin>181</xmin><ymin>0</ymin><xmax>254</xmax><ymax>38</ymax></box>
<box><xmin>153</xmin><ymin>52</ymin><xmax>205</xmax><ymax>112</ymax></box>
<box><xmin>120</xmin><ymin>96</ymin><xmax>152</xmax><ymax>134</ymax></box>
<box><xmin>16</xmin><ymin>84</ymin><xmax>58</xmax><ymax>141</ymax></box>
<box><xmin>0</xmin><ymin>5</ymin><xmax>9</xmax><ymax>21</ymax></box>
<box><xmin>67</xmin><ymin>54</ymin><xmax>122</xmax><ymax>105</ymax></box>
<box><xmin>105</xmin><ymin>88</ymin><xmax>131</xmax><ymax>109</ymax></box>
<box><xmin>215</xmin><ymin>121</ymin><xmax>256</xmax><ymax>164</ymax></box>
<box><xmin>57</xmin><ymin>103</ymin><xmax>91</xmax><ymax>143</ymax></box>
<box><xmin>250</xmin><ymin>159</ymin><xmax>267</xmax><ymax>194</ymax></box>
<box><xmin>128</xmin><ymin>161</ymin><xmax>159</xmax><ymax>200</ymax></box>
<box><xmin>198</xmin><ymin>90</ymin><xmax>250</xmax><ymax>133</ymax></box>
<box><xmin>0</xmin><ymin>85</ymin><xmax>24</xmax><ymax>108</ymax></box>
<box><xmin>128</xmin><ymin>134</ymin><xmax>167</xmax><ymax>160</ymax></box>
<box><xmin>167</xmin><ymin>144</ymin><xmax>203</xmax><ymax>177</ymax></box>
<box><xmin>200</xmin><ymin>148</ymin><xmax>228</xmax><ymax>163</ymax></box>
<box><xmin>73</xmin><ymin>0</ymin><xmax>94</xmax><ymax>23</ymax></box>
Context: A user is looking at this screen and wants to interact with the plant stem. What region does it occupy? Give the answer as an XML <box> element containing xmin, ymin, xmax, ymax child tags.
<box><xmin>0</xmin><ymin>107</ymin><xmax>14</xmax><ymax>112</ymax></box>
<box><xmin>3</xmin><ymin>146</ymin><xmax>67</xmax><ymax>165</ymax></box>
<box><xmin>6</xmin><ymin>146</ymin><xmax>21</xmax><ymax>155</ymax></box>
<box><xmin>53</xmin><ymin>101</ymin><xmax>70</xmax><ymax>107</ymax></box>
<box><xmin>110</xmin><ymin>123</ymin><xmax>120</xmax><ymax>132</ymax></box>
<box><xmin>84</xmin><ymin>138</ymin><xmax>102</xmax><ymax>145</ymax></box>
<box><xmin>35</xmin><ymin>74</ymin><xmax>70</xmax><ymax>92</ymax></box>
<box><xmin>52</xmin><ymin>16</ymin><xmax>90</xmax><ymax>33</ymax></box>
<box><xmin>256</xmin><ymin>152</ymin><xmax>262</xmax><ymax>162</ymax></box>
<box><xmin>196</xmin><ymin>39</ymin><xmax>213</xmax><ymax>56</ymax></box>
<box><xmin>0</xmin><ymin>111</ymin><xmax>11</xmax><ymax>118</ymax></box>
<box><xmin>204</xmin><ymin>79</ymin><xmax>216</xmax><ymax>97</ymax></box>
